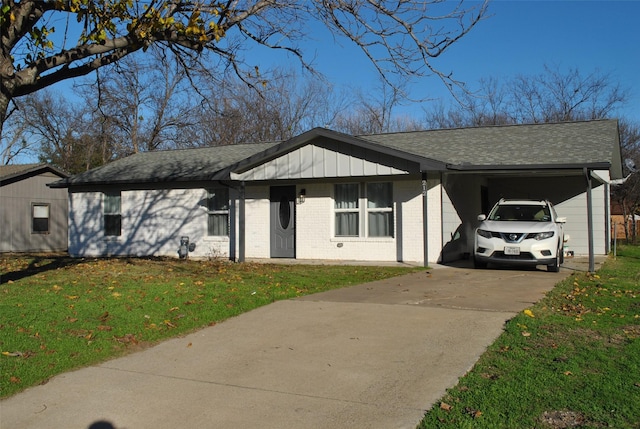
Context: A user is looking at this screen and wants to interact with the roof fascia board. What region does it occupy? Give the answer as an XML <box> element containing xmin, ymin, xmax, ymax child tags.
<box><xmin>445</xmin><ymin>162</ymin><xmax>611</xmax><ymax>172</ymax></box>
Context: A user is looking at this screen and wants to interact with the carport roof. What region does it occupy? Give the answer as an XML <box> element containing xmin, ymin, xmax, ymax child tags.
<box><xmin>362</xmin><ymin>119</ymin><xmax>623</xmax><ymax>178</ymax></box>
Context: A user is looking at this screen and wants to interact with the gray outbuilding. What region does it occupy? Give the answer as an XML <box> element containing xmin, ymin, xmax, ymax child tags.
<box><xmin>1</xmin><ymin>164</ymin><xmax>69</xmax><ymax>253</ymax></box>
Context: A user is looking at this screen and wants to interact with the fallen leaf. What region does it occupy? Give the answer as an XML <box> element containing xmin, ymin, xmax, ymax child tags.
<box><xmin>187</xmin><ymin>342</ymin><xmax>192</xmax><ymax>348</ymax></box>
<box><xmin>2</xmin><ymin>351</ymin><xmax>23</xmax><ymax>357</ymax></box>
<box><xmin>10</xmin><ymin>376</ymin><xmax>21</xmax><ymax>384</ymax></box>
<box><xmin>523</xmin><ymin>309</ymin><xmax>535</xmax><ymax>318</ymax></box>
<box><xmin>440</xmin><ymin>402</ymin><xmax>453</xmax><ymax>411</ymax></box>
<box><xmin>522</xmin><ymin>331</ymin><xmax>531</xmax><ymax>337</ymax></box>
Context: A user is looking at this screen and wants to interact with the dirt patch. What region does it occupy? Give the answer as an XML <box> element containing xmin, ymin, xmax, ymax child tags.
<box><xmin>539</xmin><ymin>410</ymin><xmax>587</xmax><ymax>428</ymax></box>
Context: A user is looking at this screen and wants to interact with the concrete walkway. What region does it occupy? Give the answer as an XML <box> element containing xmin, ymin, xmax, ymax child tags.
<box><xmin>0</xmin><ymin>258</ymin><xmax>600</xmax><ymax>429</ymax></box>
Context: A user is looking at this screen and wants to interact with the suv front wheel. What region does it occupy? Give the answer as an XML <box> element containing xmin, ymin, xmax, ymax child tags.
<box><xmin>547</xmin><ymin>242</ymin><xmax>562</xmax><ymax>272</ymax></box>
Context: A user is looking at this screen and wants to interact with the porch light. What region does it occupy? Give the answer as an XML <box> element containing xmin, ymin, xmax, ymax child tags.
<box><xmin>297</xmin><ymin>188</ymin><xmax>306</xmax><ymax>204</ymax></box>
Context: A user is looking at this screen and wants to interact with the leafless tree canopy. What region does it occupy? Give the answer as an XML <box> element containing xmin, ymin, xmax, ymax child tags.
<box><xmin>424</xmin><ymin>65</ymin><xmax>629</xmax><ymax>128</ymax></box>
<box><xmin>0</xmin><ymin>0</ymin><xmax>488</xmax><ymax>140</ymax></box>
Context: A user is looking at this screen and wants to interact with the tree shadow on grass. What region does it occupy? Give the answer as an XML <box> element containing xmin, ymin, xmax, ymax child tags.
<box><xmin>0</xmin><ymin>253</ymin><xmax>83</xmax><ymax>284</ymax></box>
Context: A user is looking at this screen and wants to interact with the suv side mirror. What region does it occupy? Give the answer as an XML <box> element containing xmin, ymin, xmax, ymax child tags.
<box><xmin>477</xmin><ymin>214</ymin><xmax>487</xmax><ymax>221</ymax></box>
<box><xmin>556</xmin><ymin>217</ymin><xmax>567</xmax><ymax>223</ymax></box>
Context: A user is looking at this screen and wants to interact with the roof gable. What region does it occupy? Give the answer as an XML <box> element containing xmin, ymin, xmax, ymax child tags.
<box><xmin>231</xmin><ymin>129</ymin><xmax>424</xmax><ymax>181</ymax></box>
<box><xmin>0</xmin><ymin>164</ymin><xmax>68</xmax><ymax>186</ymax></box>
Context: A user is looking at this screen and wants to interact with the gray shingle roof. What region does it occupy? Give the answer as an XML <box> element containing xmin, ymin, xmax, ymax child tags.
<box><xmin>1</xmin><ymin>163</ymin><xmax>68</xmax><ymax>185</ymax></box>
<box><xmin>51</xmin><ymin>119</ymin><xmax>622</xmax><ymax>188</ymax></box>
<box><xmin>50</xmin><ymin>143</ymin><xmax>279</xmax><ymax>187</ymax></box>
<box><xmin>362</xmin><ymin>119</ymin><xmax>620</xmax><ymax>171</ymax></box>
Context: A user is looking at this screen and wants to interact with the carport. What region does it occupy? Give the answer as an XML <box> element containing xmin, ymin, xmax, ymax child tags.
<box><xmin>424</xmin><ymin>120</ymin><xmax>624</xmax><ymax>271</ymax></box>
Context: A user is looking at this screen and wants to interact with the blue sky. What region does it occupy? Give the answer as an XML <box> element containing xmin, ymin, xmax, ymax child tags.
<box><xmin>289</xmin><ymin>0</ymin><xmax>640</xmax><ymax>122</ymax></box>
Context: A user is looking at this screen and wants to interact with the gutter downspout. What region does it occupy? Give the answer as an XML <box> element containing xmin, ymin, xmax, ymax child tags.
<box><xmin>422</xmin><ymin>172</ymin><xmax>429</xmax><ymax>267</ymax></box>
<box><xmin>584</xmin><ymin>168</ymin><xmax>595</xmax><ymax>272</ymax></box>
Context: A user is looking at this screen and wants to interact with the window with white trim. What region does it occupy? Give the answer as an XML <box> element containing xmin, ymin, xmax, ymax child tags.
<box><xmin>32</xmin><ymin>203</ymin><xmax>50</xmax><ymax>234</ymax></box>
<box><xmin>104</xmin><ymin>191</ymin><xmax>121</xmax><ymax>236</ymax></box>
<box><xmin>334</xmin><ymin>183</ymin><xmax>359</xmax><ymax>236</ymax></box>
<box><xmin>367</xmin><ymin>182</ymin><xmax>393</xmax><ymax>237</ymax></box>
<box><xmin>207</xmin><ymin>188</ymin><xmax>229</xmax><ymax>236</ymax></box>
<box><xmin>334</xmin><ymin>182</ymin><xmax>394</xmax><ymax>238</ymax></box>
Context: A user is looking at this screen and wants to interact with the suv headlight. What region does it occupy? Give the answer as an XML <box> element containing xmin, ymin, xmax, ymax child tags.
<box><xmin>533</xmin><ymin>231</ymin><xmax>555</xmax><ymax>240</ymax></box>
<box><xmin>477</xmin><ymin>229</ymin><xmax>492</xmax><ymax>239</ymax></box>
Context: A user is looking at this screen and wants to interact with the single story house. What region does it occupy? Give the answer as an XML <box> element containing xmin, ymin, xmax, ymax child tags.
<box><xmin>1</xmin><ymin>163</ymin><xmax>69</xmax><ymax>252</ymax></box>
<box><xmin>50</xmin><ymin>119</ymin><xmax>622</xmax><ymax>267</ymax></box>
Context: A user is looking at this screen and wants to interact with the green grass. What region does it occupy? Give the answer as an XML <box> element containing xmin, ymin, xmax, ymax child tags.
<box><xmin>419</xmin><ymin>245</ymin><xmax>640</xmax><ymax>429</ymax></box>
<box><xmin>0</xmin><ymin>255</ymin><xmax>423</xmax><ymax>398</ymax></box>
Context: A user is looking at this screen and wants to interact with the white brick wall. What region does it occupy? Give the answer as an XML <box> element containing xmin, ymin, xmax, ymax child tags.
<box><xmin>69</xmin><ymin>188</ymin><xmax>231</xmax><ymax>258</ymax></box>
<box><xmin>68</xmin><ymin>177</ymin><xmax>443</xmax><ymax>264</ymax></box>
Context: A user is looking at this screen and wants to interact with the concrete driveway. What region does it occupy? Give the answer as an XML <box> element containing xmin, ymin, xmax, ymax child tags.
<box><xmin>0</xmin><ymin>258</ymin><xmax>599</xmax><ymax>429</ymax></box>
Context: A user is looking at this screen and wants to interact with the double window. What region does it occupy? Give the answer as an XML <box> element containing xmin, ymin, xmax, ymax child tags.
<box><xmin>334</xmin><ymin>182</ymin><xmax>394</xmax><ymax>238</ymax></box>
<box><xmin>207</xmin><ymin>188</ymin><xmax>229</xmax><ymax>236</ymax></box>
<box><xmin>104</xmin><ymin>192</ymin><xmax>121</xmax><ymax>236</ymax></box>
<box><xmin>32</xmin><ymin>203</ymin><xmax>50</xmax><ymax>234</ymax></box>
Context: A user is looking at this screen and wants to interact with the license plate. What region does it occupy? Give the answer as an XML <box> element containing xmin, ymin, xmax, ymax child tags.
<box><xmin>504</xmin><ymin>246</ymin><xmax>520</xmax><ymax>255</ymax></box>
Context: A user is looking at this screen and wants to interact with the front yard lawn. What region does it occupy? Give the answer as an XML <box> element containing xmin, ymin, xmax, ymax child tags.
<box><xmin>0</xmin><ymin>255</ymin><xmax>423</xmax><ymax>398</ymax></box>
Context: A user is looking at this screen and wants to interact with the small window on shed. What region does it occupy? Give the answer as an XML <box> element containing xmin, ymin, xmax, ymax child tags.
<box><xmin>32</xmin><ymin>203</ymin><xmax>50</xmax><ymax>234</ymax></box>
<box><xmin>104</xmin><ymin>192</ymin><xmax>122</xmax><ymax>236</ymax></box>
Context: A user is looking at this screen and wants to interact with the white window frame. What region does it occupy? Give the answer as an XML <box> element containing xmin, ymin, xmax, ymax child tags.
<box><xmin>334</xmin><ymin>183</ymin><xmax>361</xmax><ymax>237</ymax></box>
<box><xmin>366</xmin><ymin>182</ymin><xmax>394</xmax><ymax>238</ymax></box>
<box><xmin>207</xmin><ymin>187</ymin><xmax>230</xmax><ymax>237</ymax></box>
<box><xmin>333</xmin><ymin>182</ymin><xmax>394</xmax><ymax>239</ymax></box>
<box><xmin>32</xmin><ymin>203</ymin><xmax>50</xmax><ymax>234</ymax></box>
<box><xmin>103</xmin><ymin>191</ymin><xmax>122</xmax><ymax>237</ymax></box>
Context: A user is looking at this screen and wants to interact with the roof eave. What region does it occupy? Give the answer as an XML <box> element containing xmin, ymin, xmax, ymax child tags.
<box><xmin>445</xmin><ymin>162</ymin><xmax>612</xmax><ymax>172</ymax></box>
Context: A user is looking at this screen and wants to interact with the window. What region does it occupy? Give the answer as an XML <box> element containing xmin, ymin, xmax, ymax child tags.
<box><xmin>334</xmin><ymin>182</ymin><xmax>394</xmax><ymax>238</ymax></box>
<box><xmin>207</xmin><ymin>188</ymin><xmax>229</xmax><ymax>236</ymax></box>
<box><xmin>334</xmin><ymin>183</ymin><xmax>359</xmax><ymax>236</ymax></box>
<box><xmin>367</xmin><ymin>182</ymin><xmax>393</xmax><ymax>237</ymax></box>
<box><xmin>32</xmin><ymin>203</ymin><xmax>50</xmax><ymax>234</ymax></box>
<box><xmin>104</xmin><ymin>192</ymin><xmax>121</xmax><ymax>236</ymax></box>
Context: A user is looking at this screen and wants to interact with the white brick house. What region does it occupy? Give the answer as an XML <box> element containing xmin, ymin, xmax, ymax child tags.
<box><xmin>50</xmin><ymin>120</ymin><xmax>623</xmax><ymax>267</ymax></box>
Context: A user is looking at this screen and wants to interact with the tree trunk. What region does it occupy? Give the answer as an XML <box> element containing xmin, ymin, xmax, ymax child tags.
<box><xmin>0</xmin><ymin>91</ymin><xmax>11</xmax><ymax>143</ymax></box>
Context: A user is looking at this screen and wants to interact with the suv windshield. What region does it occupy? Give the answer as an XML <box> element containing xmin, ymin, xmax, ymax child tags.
<box><xmin>488</xmin><ymin>204</ymin><xmax>551</xmax><ymax>222</ymax></box>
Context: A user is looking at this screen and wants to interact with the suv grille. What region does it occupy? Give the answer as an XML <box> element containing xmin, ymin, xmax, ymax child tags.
<box><xmin>490</xmin><ymin>232</ymin><xmax>541</xmax><ymax>243</ymax></box>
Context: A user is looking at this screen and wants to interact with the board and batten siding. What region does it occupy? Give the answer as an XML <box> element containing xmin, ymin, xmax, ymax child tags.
<box><xmin>233</xmin><ymin>142</ymin><xmax>414</xmax><ymax>181</ymax></box>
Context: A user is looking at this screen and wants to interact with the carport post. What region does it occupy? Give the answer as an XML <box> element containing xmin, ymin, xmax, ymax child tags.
<box><xmin>584</xmin><ymin>168</ymin><xmax>595</xmax><ymax>272</ymax></box>
<box><xmin>239</xmin><ymin>181</ymin><xmax>246</xmax><ymax>263</ymax></box>
<box><xmin>422</xmin><ymin>173</ymin><xmax>429</xmax><ymax>267</ymax></box>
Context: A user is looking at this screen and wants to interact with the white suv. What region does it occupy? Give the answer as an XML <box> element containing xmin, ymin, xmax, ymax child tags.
<box><xmin>474</xmin><ymin>199</ymin><xmax>566</xmax><ymax>272</ymax></box>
